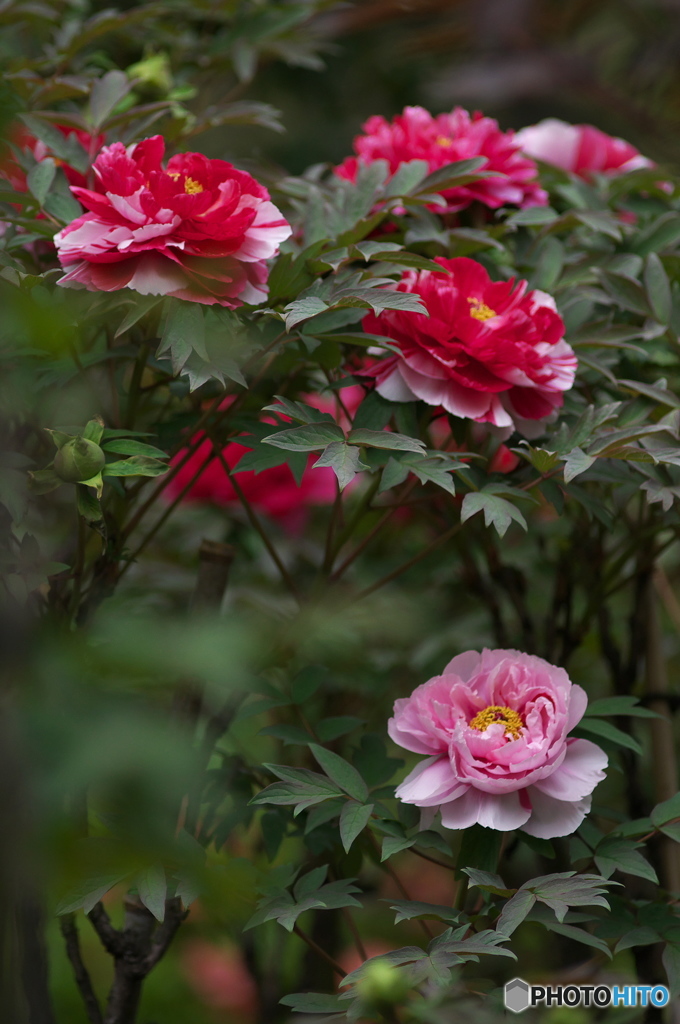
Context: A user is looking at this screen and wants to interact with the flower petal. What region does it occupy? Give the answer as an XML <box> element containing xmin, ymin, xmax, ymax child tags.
<box><xmin>522</xmin><ymin>787</ymin><xmax>592</xmax><ymax>839</ymax></box>
<box><xmin>532</xmin><ymin>738</ymin><xmax>607</xmax><ymax>801</ymax></box>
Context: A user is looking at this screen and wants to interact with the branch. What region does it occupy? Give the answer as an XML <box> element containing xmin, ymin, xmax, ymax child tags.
<box><xmin>59</xmin><ymin>915</ymin><xmax>103</xmax><ymax>1024</ymax></box>
<box><xmin>87</xmin><ymin>904</ymin><xmax>124</xmax><ymax>958</ymax></box>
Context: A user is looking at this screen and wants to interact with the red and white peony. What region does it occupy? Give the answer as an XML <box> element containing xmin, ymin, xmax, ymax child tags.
<box><xmin>54</xmin><ymin>135</ymin><xmax>291</xmax><ymax>307</ymax></box>
<box><xmin>514</xmin><ymin>119</ymin><xmax>653</xmax><ymax>179</ymax></box>
<box><xmin>335</xmin><ymin>106</ymin><xmax>547</xmax><ymax>212</ymax></box>
<box><xmin>389</xmin><ymin>648</ymin><xmax>608</xmax><ymax>838</ymax></box>
<box><xmin>362</xmin><ymin>256</ymin><xmax>576</xmax><ymax>432</ymax></box>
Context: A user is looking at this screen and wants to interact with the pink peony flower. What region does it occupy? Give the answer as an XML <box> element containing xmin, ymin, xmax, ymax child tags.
<box><xmin>388</xmin><ymin>648</ymin><xmax>607</xmax><ymax>839</ymax></box>
<box><xmin>54</xmin><ymin>135</ymin><xmax>291</xmax><ymax>306</ymax></box>
<box><xmin>335</xmin><ymin>106</ymin><xmax>547</xmax><ymax>212</ymax></box>
<box><xmin>362</xmin><ymin>256</ymin><xmax>576</xmax><ymax>432</ymax></box>
<box><xmin>514</xmin><ymin>119</ymin><xmax>653</xmax><ymax>179</ymax></box>
<box><xmin>181</xmin><ymin>938</ymin><xmax>258</xmax><ymax>1018</ymax></box>
<box><xmin>166</xmin><ymin>387</ymin><xmax>364</xmax><ymax>531</ymax></box>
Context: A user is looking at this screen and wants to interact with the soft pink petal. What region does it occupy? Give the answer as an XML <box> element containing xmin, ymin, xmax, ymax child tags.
<box><xmin>522</xmin><ymin>787</ymin><xmax>592</xmax><ymax>839</ymax></box>
<box><xmin>395</xmin><ymin>755</ymin><xmax>467</xmax><ymax>806</ymax></box>
<box><xmin>441</xmin><ymin>650</ymin><xmax>482</xmax><ymax>681</ymax></box>
<box><xmin>566</xmin><ymin>684</ymin><xmax>588</xmax><ymax>731</ymax></box>
<box><xmin>375</xmin><ymin>366</ymin><xmax>419</xmax><ymax>403</ymax></box>
<box><xmin>439</xmin><ymin>788</ymin><xmax>531</xmax><ymax>831</ymax></box>
<box><xmin>532</xmin><ymin>738</ymin><xmax>607</xmax><ymax>801</ymax></box>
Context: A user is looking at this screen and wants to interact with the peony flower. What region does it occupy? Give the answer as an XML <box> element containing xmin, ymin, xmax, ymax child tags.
<box><xmin>166</xmin><ymin>386</ymin><xmax>364</xmax><ymax>531</ymax></box>
<box><xmin>388</xmin><ymin>648</ymin><xmax>607</xmax><ymax>839</ymax></box>
<box><xmin>362</xmin><ymin>256</ymin><xmax>576</xmax><ymax>433</ymax></box>
<box><xmin>181</xmin><ymin>938</ymin><xmax>258</xmax><ymax>1018</ymax></box>
<box><xmin>54</xmin><ymin>135</ymin><xmax>291</xmax><ymax>306</ymax></box>
<box><xmin>335</xmin><ymin>106</ymin><xmax>547</xmax><ymax>212</ymax></box>
<box><xmin>514</xmin><ymin>119</ymin><xmax>653</xmax><ymax>179</ymax></box>
<box><xmin>0</xmin><ymin>123</ymin><xmax>102</xmax><ymax>193</ymax></box>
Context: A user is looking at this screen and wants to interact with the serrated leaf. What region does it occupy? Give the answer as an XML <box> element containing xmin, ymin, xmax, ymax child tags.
<box><xmin>462</xmin><ymin>868</ymin><xmax>514</xmax><ymax>897</ymax></box>
<box><xmin>158</xmin><ymin>301</ymin><xmax>207</xmax><ymax>372</ymax></box>
<box><xmin>264</xmin><ymin>395</ymin><xmax>335</xmax><ymax>425</ymax></box>
<box><xmin>136</xmin><ymin>864</ymin><xmax>166</xmax><ymax>922</ymax></box>
<box><xmin>309</xmin><ymin>745</ymin><xmax>368</xmax><ymax>802</ymax></box>
<box><xmin>339</xmin><ymin>801</ymin><xmax>374</xmax><ymax>853</ymax></box>
<box><xmin>461</xmin><ymin>492</ymin><xmax>527</xmax><ymax>536</ymax></box>
<box><xmin>279</xmin><ymin>992</ymin><xmax>345</xmax><ymax>1014</ymax></box>
<box><xmin>595</xmin><ymin>839</ymin><xmax>658</xmax><ymax>883</ymax></box>
<box><xmin>386</xmin><ymin>900</ymin><xmax>461</xmax><ymax>925</ymax></box>
<box><xmin>313</xmin><ymin>442</ymin><xmax>367</xmax><ymax>490</ymax></box>
<box><xmin>262</xmin><ymin>422</ymin><xmax>344</xmax><ymax>452</ymax></box>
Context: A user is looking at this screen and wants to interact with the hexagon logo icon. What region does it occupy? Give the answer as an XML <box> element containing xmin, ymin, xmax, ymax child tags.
<box><xmin>505</xmin><ymin>978</ymin><xmax>530</xmax><ymax>1013</ymax></box>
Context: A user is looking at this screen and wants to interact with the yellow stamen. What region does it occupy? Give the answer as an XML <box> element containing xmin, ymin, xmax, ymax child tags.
<box><xmin>468</xmin><ymin>296</ymin><xmax>496</xmax><ymax>322</ymax></box>
<box><xmin>167</xmin><ymin>171</ymin><xmax>181</xmax><ymax>180</ymax></box>
<box><xmin>184</xmin><ymin>176</ymin><xmax>204</xmax><ymax>194</ymax></box>
<box><xmin>436</xmin><ymin>135</ymin><xmax>453</xmax><ymax>147</ymax></box>
<box><xmin>469</xmin><ymin>705</ymin><xmax>523</xmax><ymax>739</ymax></box>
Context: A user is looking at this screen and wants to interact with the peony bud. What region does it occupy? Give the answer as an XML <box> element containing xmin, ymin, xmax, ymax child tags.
<box><xmin>54</xmin><ymin>436</ymin><xmax>105</xmax><ymax>484</ymax></box>
<box><xmin>357</xmin><ymin>961</ymin><xmax>410</xmax><ymax>1007</ymax></box>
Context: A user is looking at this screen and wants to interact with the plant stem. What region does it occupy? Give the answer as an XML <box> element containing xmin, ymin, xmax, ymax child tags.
<box><xmin>293</xmin><ymin>924</ymin><xmax>346</xmax><ymax>978</ymax></box>
<box><xmin>354</xmin><ymin>521</ymin><xmax>463</xmax><ymax>601</ymax></box>
<box><xmin>60</xmin><ymin>915</ymin><xmax>103</xmax><ymax>1024</ymax></box>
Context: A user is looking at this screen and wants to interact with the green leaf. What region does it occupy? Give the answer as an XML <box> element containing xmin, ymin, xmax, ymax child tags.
<box><xmin>410</xmin><ymin>157</ymin><xmax>488</xmax><ymax>194</ymax></box>
<box><xmin>82</xmin><ymin>418</ymin><xmax>105</xmax><ymax>445</ymax></box>
<box><xmin>461</xmin><ymin>492</ymin><xmax>527</xmax><ymax>537</ymax></box>
<box><xmin>575</xmin><ymin>718</ymin><xmax>642</xmax><ymax>755</ymax></box>
<box><xmin>496</xmin><ymin>890</ymin><xmax>536</xmax><ymax>936</ymax></box>
<box><xmin>27</xmin><ymin>158</ymin><xmax>56</xmax><ymax>206</ymax></box>
<box><xmin>633</xmin><ymin>213</ymin><xmax>680</xmax><ymax>256</ymax></box>
<box><xmin>103</xmin><ymin>456</ymin><xmax>169</xmax><ymax>477</ymax></box>
<box><xmin>76</xmin><ymin>485</ymin><xmax>102</xmax><ymax>522</ymax></box>
<box><xmin>279</xmin><ymin>992</ymin><xmax>345</xmax><ymax>1014</ymax></box>
<box><xmin>291</xmin><ymin>666</ymin><xmax>327</xmax><ymax>704</ymax></box>
<box><xmin>386</xmin><ymin>900</ymin><xmax>461</xmax><ymax>925</ymax></box>
<box><xmin>585</xmin><ymin>696</ymin><xmax>659</xmax><ymax>718</ymax></box>
<box><xmin>651</xmin><ymin>792</ymin><xmax>680</xmax><ymax>828</ymax></box>
<box><xmin>617</xmin><ymin>379</ymin><xmax>680</xmax><ymax>408</ymax></box>
<box><xmin>339</xmin><ymin>801</ymin><xmax>374</xmax><ymax>853</ymax></box>
<box><xmin>264</xmin><ymin>395</ymin><xmax>335</xmax><ymax>425</ymax></box>
<box><xmin>115</xmin><ymin>296</ymin><xmax>163</xmax><ymax>338</ymax></box>
<box><xmin>88</xmin><ymin>70</ymin><xmax>133</xmax><ymax>128</ymax></box>
<box><xmin>463</xmin><ymin>868</ymin><xmax>514</xmax><ymax>897</ymax></box>
<box><xmin>384</xmin><ymin>160</ymin><xmax>430</xmax><ymax>196</ymax></box>
<box><xmin>381</xmin><ymin>834</ymin><xmax>415</xmax><ymax>859</ymax></box>
<box><xmin>505</xmin><ymin>206</ymin><xmax>559</xmax><ymax>227</ymax></box>
<box><xmin>562</xmin><ymin>447</ymin><xmax>596</xmax><ymax>482</ymax></box>
<box><xmin>136</xmin><ymin>864</ymin><xmax>166</xmax><ymax>922</ymax></box>
<box><xmin>56</xmin><ymin>873</ymin><xmax>127</xmax><ymax>915</ymax></box>
<box><xmin>43</xmin><ymin>190</ymin><xmax>83</xmax><ymax>223</ymax></box>
<box><xmin>539</xmin><ymin>920</ymin><xmax>612</xmax><ymax>957</ymax></box>
<box><xmin>351</xmin><ymin>392</ymin><xmax>394</xmax><ymax>431</ymax></box>
<box><xmin>317</xmin><ymin>716</ymin><xmax>365</xmax><ymax>742</ymax></box>
<box><xmin>457</xmin><ymin>826</ymin><xmax>503</xmax><ymax>875</ymax></box>
<box><xmin>313</xmin><ymin>442</ymin><xmax>367</xmax><ymax>490</ymax></box>
<box><xmin>644</xmin><ymin>253</ymin><xmax>672</xmax><ymax>325</ymax></box>
<box><xmin>20</xmin><ymin>114</ymin><xmax>90</xmax><ymax>175</ymax></box>
<box><xmin>158</xmin><ymin>301</ymin><xmax>207</xmax><ymax>373</ymax></box>
<box><xmin>309</xmin><ymin>744</ymin><xmax>368</xmax><ymax>802</ymax></box>
<box><xmin>283</xmin><ymin>296</ymin><xmax>330</xmax><ymax>329</ymax></box>
<box><xmin>597</xmin><ymin>270</ymin><xmax>653</xmax><ymax>317</ymax></box>
<box><xmin>595</xmin><ymin>839</ymin><xmax>658</xmax><ymax>883</ymax></box>
<box><xmin>262</xmin><ymin>422</ymin><xmax>344</xmax><ymax>452</ymax></box>
<box><xmin>348</xmin><ymin>428</ymin><xmax>426</xmax><ymax>454</ymax></box>
<box><xmin>615</xmin><ymin>927</ymin><xmax>661</xmax><ymax>954</ymax></box>
<box><xmin>663</xmin><ymin>943</ymin><xmax>680</xmax><ymax>998</ymax></box>
<box><xmin>259</xmin><ymin>724</ymin><xmax>313</xmax><ymax>745</ymax></box>
<box><xmin>102</xmin><ymin>439</ymin><xmax>168</xmax><ymax>459</ymax></box>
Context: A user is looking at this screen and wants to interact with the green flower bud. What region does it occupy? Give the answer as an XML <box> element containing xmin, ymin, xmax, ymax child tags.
<box><xmin>358</xmin><ymin>961</ymin><xmax>410</xmax><ymax>1007</ymax></box>
<box><xmin>54</xmin><ymin>436</ymin><xmax>105</xmax><ymax>484</ymax></box>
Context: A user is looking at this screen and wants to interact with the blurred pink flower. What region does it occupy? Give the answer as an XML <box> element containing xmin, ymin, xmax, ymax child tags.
<box><xmin>335</xmin><ymin>105</ymin><xmax>547</xmax><ymax>212</ymax></box>
<box><xmin>181</xmin><ymin>938</ymin><xmax>258</xmax><ymax>1019</ymax></box>
<box><xmin>54</xmin><ymin>135</ymin><xmax>291</xmax><ymax>306</ymax></box>
<box><xmin>166</xmin><ymin>386</ymin><xmax>364</xmax><ymax>531</ymax></box>
<box><xmin>514</xmin><ymin>119</ymin><xmax>653</xmax><ymax>179</ymax></box>
<box><xmin>362</xmin><ymin>257</ymin><xmax>576</xmax><ymax>433</ymax></box>
<box><xmin>388</xmin><ymin>648</ymin><xmax>607</xmax><ymax>838</ymax></box>
<box><xmin>0</xmin><ymin>123</ymin><xmax>102</xmax><ymax>192</ymax></box>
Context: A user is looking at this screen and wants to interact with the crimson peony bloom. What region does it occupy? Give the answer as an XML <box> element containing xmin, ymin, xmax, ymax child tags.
<box><xmin>388</xmin><ymin>649</ymin><xmax>607</xmax><ymax>838</ymax></box>
<box><xmin>335</xmin><ymin>106</ymin><xmax>547</xmax><ymax>212</ymax></box>
<box><xmin>166</xmin><ymin>387</ymin><xmax>364</xmax><ymax>531</ymax></box>
<box><xmin>54</xmin><ymin>135</ymin><xmax>291</xmax><ymax>306</ymax></box>
<box><xmin>514</xmin><ymin>119</ymin><xmax>653</xmax><ymax>179</ymax></box>
<box><xmin>362</xmin><ymin>257</ymin><xmax>576</xmax><ymax>432</ymax></box>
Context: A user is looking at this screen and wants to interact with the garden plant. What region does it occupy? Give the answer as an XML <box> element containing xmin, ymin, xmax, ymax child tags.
<box><xmin>3</xmin><ymin>2</ymin><xmax>680</xmax><ymax>1022</ymax></box>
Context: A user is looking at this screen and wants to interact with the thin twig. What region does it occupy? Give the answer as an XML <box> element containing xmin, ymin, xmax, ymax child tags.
<box><xmin>354</xmin><ymin>521</ymin><xmax>463</xmax><ymax>601</ymax></box>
